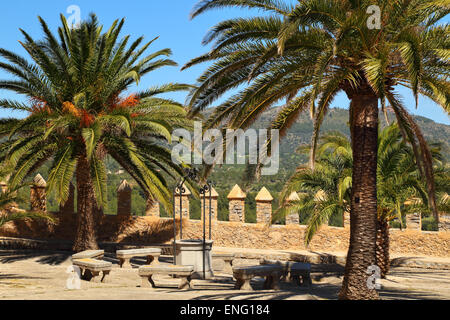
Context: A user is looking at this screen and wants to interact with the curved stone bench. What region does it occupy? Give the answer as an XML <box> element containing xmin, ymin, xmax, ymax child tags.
<box><xmin>72</xmin><ymin>250</ymin><xmax>104</xmax><ymax>260</ymax></box>
<box><xmin>212</xmin><ymin>252</ymin><xmax>235</xmax><ymax>273</ymax></box>
<box><xmin>72</xmin><ymin>258</ymin><xmax>112</xmax><ymax>283</ymax></box>
<box><xmin>116</xmin><ymin>248</ymin><xmax>162</xmax><ymax>268</ymax></box>
<box><xmin>139</xmin><ymin>265</ymin><xmax>194</xmax><ymax>290</ymax></box>
<box><xmin>260</xmin><ymin>259</ymin><xmax>312</xmax><ymax>287</ymax></box>
<box><xmin>233</xmin><ymin>265</ymin><xmax>283</xmax><ymax>291</ymax></box>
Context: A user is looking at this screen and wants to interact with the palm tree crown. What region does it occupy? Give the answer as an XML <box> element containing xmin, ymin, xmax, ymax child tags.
<box><xmin>0</xmin><ymin>14</ymin><xmax>193</xmax><ymax>250</ymax></box>
<box><xmin>185</xmin><ymin>0</ymin><xmax>449</xmax><ymax>299</ymax></box>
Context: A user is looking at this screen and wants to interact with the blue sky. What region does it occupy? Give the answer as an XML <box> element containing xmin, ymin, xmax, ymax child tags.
<box><xmin>0</xmin><ymin>0</ymin><xmax>449</xmax><ymax>124</ymax></box>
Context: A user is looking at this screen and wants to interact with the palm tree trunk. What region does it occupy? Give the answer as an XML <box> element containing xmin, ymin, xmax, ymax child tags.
<box><xmin>376</xmin><ymin>218</ymin><xmax>390</xmax><ymax>278</ymax></box>
<box><xmin>73</xmin><ymin>154</ymin><xmax>99</xmax><ymax>252</ymax></box>
<box><xmin>339</xmin><ymin>92</ymin><xmax>379</xmax><ymax>300</ymax></box>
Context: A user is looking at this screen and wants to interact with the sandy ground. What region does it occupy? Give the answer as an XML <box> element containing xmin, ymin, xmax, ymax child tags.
<box><xmin>0</xmin><ymin>250</ymin><xmax>449</xmax><ymax>300</ymax></box>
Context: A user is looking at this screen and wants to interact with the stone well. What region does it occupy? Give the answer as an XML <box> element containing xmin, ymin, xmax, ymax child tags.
<box><xmin>174</xmin><ymin>239</ymin><xmax>214</xmax><ymax>279</ymax></box>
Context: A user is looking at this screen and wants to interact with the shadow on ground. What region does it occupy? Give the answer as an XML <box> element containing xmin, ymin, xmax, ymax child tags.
<box><xmin>0</xmin><ymin>250</ymin><xmax>71</xmax><ymax>265</ymax></box>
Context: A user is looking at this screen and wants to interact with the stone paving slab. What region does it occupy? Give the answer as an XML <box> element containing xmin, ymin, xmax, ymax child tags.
<box><xmin>0</xmin><ymin>250</ymin><xmax>450</xmax><ymax>300</ymax></box>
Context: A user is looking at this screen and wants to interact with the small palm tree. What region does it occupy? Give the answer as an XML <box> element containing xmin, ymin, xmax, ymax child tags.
<box><xmin>0</xmin><ymin>14</ymin><xmax>192</xmax><ymax>251</ymax></box>
<box><xmin>185</xmin><ymin>0</ymin><xmax>448</xmax><ymax>299</ymax></box>
<box><xmin>279</xmin><ymin>124</ymin><xmax>442</xmax><ymax>277</ymax></box>
<box><xmin>0</xmin><ymin>185</ymin><xmax>55</xmax><ymax>228</ymax></box>
<box><xmin>276</xmin><ymin>146</ymin><xmax>352</xmax><ymax>244</ymax></box>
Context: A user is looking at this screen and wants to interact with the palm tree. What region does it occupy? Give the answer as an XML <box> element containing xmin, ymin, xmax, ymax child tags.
<box><xmin>184</xmin><ymin>0</ymin><xmax>448</xmax><ymax>299</ymax></box>
<box><xmin>0</xmin><ymin>14</ymin><xmax>192</xmax><ymax>252</ymax></box>
<box><xmin>276</xmin><ymin>141</ymin><xmax>352</xmax><ymax>245</ymax></box>
<box><xmin>0</xmin><ymin>185</ymin><xmax>55</xmax><ymax>228</ymax></box>
<box><xmin>279</xmin><ymin>124</ymin><xmax>442</xmax><ymax>278</ymax></box>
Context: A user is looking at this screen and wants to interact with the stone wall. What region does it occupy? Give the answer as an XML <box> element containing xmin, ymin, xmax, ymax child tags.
<box><xmin>183</xmin><ymin>220</ymin><xmax>450</xmax><ymax>257</ymax></box>
<box><xmin>0</xmin><ymin>180</ymin><xmax>449</xmax><ymax>257</ymax></box>
<box><xmin>1</xmin><ymin>214</ymin><xmax>448</xmax><ymax>257</ymax></box>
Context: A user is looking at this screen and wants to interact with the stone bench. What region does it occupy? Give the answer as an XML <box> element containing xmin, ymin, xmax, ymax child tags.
<box><xmin>212</xmin><ymin>252</ymin><xmax>235</xmax><ymax>273</ymax></box>
<box><xmin>233</xmin><ymin>265</ymin><xmax>283</xmax><ymax>291</ymax></box>
<box><xmin>72</xmin><ymin>258</ymin><xmax>112</xmax><ymax>283</ymax></box>
<box><xmin>139</xmin><ymin>265</ymin><xmax>194</xmax><ymax>290</ymax></box>
<box><xmin>116</xmin><ymin>248</ymin><xmax>162</xmax><ymax>268</ymax></box>
<box><xmin>71</xmin><ymin>250</ymin><xmax>104</xmax><ymax>260</ymax></box>
<box><xmin>260</xmin><ymin>259</ymin><xmax>312</xmax><ymax>287</ymax></box>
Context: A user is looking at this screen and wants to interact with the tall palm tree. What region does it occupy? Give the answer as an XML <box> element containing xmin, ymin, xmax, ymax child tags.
<box><xmin>0</xmin><ymin>14</ymin><xmax>192</xmax><ymax>252</ymax></box>
<box><xmin>279</xmin><ymin>124</ymin><xmax>439</xmax><ymax>278</ymax></box>
<box><xmin>184</xmin><ymin>0</ymin><xmax>449</xmax><ymax>299</ymax></box>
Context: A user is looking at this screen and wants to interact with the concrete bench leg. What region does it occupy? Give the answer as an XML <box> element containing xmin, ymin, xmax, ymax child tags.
<box><xmin>291</xmin><ymin>274</ymin><xmax>312</xmax><ymax>287</ymax></box>
<box><xmin>146</xmin><ymin>255</ymin><xmax>159</xmax><ymax>266</ymax></box>
<box><xmin>263</xmin><ymin>274</ymin><xmax>280</xmax><ymax>290</ymax></box>
<box><xmin>81</xmin><ymin>269</ymin><xmax>93</xmax><ymax>281</ymax></box>
<box><xmin>79</xmin><ymin>268</ymin><xmax>86</xmax><ymax>279</ymax></box>
<box><xmin>291</xmin><ymin>275</ymin><xmax>301</xmax><ymax>286</ymax></box>
<box><xmin>100</xmin><ymin>270</ymin><xmax>111</xmax><ymax>283</ymax></box>
<box><xmin>178</xmin><ymin>275</ymin><xmax>192</xmax><ymax>290</ymax></box>
<box><xmin>271</xmin><ymin>274</ymin><xmax>281</xmax><ymax>290</ymax></box>
<box><xmin>235</xmin><ymin>277</ymin><xmax>253</xmax><ymax>291</ymax></box>
<box><xmin>141</xmin><ymin>275</ymin><xmax>156</xmax><ymax>288</ymax></box>
<box><xmin>119</xmin><ymin>258</ymin><xmax>132</xmax><ymax>268</ymax></box>
<box><xmin>89</xmin><ymin>271</ymin><xmax>102</xmax><ymax>283</ymax></box>
<box><xmin>263</xmin><ymin>276</ymin><xmax>273</xmax><ymax>289</ymax></box>
<box><xmin>223</xmin><ymin>260</ymin><xmax>233</xmax><ymax>274</ymax></box>
<box><xmin>301</xmin><ymin>275</ymin><xmax>312</xmax><ymax>287</ymax></box>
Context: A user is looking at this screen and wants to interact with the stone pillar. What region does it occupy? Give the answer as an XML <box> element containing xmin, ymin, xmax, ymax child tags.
<box><xmin>145</xmin><ymin>198</ymin><xmax>160</xmax><ymax>217</ymax></box>
<box><xmin>255</xmin><ymin>187</ymin><xmax>273</xmax><ymax>224</ymax></box>
<box><xmin>201</xmin><ymin>187</ymin><xmax>219</xmax><ymax>225</ymax></box>
<box><xmin>285</xmin><ymin>191</ymin><xmax>300</xmax><ymax>225</ymax></box>
<box><xmin>343</xmin><ymin>211</ymin><xmax>350</xmax><ymax>228</ymax></box>
<box><xmin>30</xmin><ymin>174</ymin><xmax>47</xmax><ymax>212</ymax></box>
<box><xmin>60</xmin><ymin>183</ymin><xmax>75</xmax><ymax>214</ymax></box>
<box><xmin>438</xmin><ymin>214</ymin><xmax>450</xmax><ymax>232</ymax></box>
<box><xmin>117</xmin><ymin>180</ymin><xmax>132</xmax><ymax>216</ymax></box>
<box><xmin>174</xmin><ymin>184</ymin><xmax>191</xmax><ymax>219</ymax></box>
<box><xmin>227</xmin><ymin>184</ymin><xmax>246</xmax><ymax>222</ymax></box>
<box><xmin>406</xmin><ymin>212</ymin><xmax>421</xmax><ymax>230</ymax></box>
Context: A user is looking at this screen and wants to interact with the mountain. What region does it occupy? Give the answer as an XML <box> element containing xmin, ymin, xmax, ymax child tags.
<box><xmin>9</xmin><ymin>107</ymin><xmax>450</xmax><ymax>222</ymax></box>
<box><xmin>204</xmin><ymin>107</ymin><xmax>449</xmax><ymax>222</ymax></box>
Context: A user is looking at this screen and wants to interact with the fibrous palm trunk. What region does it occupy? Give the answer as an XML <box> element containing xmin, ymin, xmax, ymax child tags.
<box><xmin>339</xmin><ymin>91</ymin><xmax>379</xmax><ymax>300</ymax></box>
<box><xmin>376</xmin><ymin>218</ymin><xmax>390</xmax><ymax>278</ymax></box>
<box><xmin>72</xmin><ymin>154</ymin><xmax>99</xmax><ymax>252</ymax></box>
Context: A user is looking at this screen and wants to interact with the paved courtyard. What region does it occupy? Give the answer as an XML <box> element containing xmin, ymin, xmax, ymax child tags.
<box><xmin>0</xmin><ymin>250</ymin><xmax>449</xmax><ymax>300</ymax></box>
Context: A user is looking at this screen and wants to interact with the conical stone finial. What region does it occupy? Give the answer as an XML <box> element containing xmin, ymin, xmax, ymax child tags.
<box><xmin>117</xmin><ymin>180</ymin><xmax>132</xmax><ymax>192</ymax></box>
<box><xmin>33</xmin><ymin>174</ymin><xmax>47</xmax><ymax>188</ymax></box>
<box><xmin>227</xmin><ymin>184</ymin><xmax>246</xmax><ymax>199</ymax></box>
<box><xmin>200</xmin><ymin>187</ymin><xmax>219</xmax><ymax>198</ymax></box>
<box><xmin>287</xmin><ymin>191</ymin><xmax>300</xmax><ymax>202</ymax></box>
<box><xmin>255</xmin><ymin>187</ymin><xmax>273</xmax><ymax>202</ymax></box>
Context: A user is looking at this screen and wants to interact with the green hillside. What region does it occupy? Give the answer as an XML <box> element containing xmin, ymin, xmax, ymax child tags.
<box><xmin>9</xmin><ymin>107</ymin><xmax>450</xmax><ymax>221</ymax></box>
<box><xmin>204</xmin><ymin>107</ymin><xmax>449</xmax><ymax>223</ymax></box>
